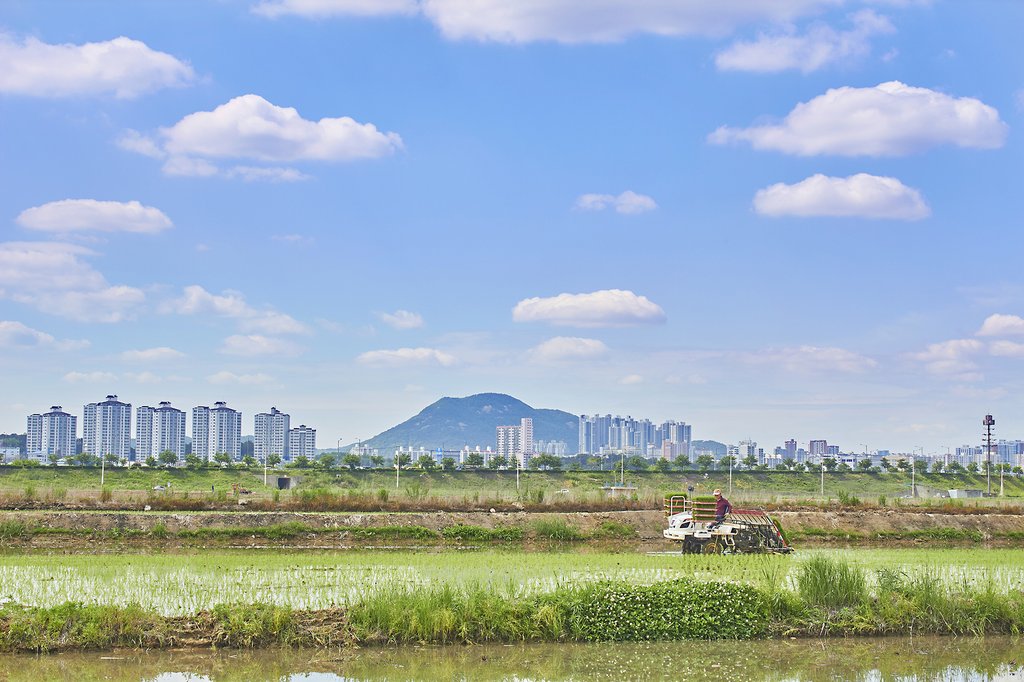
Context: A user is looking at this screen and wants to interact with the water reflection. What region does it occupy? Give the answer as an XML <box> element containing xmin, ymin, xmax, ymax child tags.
<box><xmin>1</xmin><ymin>637</ymin><xmax>1021</xmax><ymax>681</ymax></box>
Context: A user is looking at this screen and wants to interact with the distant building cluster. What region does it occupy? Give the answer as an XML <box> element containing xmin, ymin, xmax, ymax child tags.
<box><xmin>496</xmin><ymin>418</ymin><xmax>534</xmax><ymax>467</ymax></box>
<box><xmin>18</xmin><ymin>396</ymin><xmax>316</xmax><ymax>465</ymax></box>
<box><xmin>578</xmin><ymin>414</ymin><xmax>691</xmax><ymax>461</ymax></box>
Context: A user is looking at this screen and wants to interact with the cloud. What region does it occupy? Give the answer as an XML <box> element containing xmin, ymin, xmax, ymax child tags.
<box><xmin>716</xmin><ymin>10</ymin><xmax>894</xmax><ymax>73</ymax></box>
<box><xmin>207</xmin><ymin>371</ymin><xmax>274</xmax><ymax>385</ymax></box>
<box><xmin>753</xmin><ymin>173</ymin><xmax>929</xmax><ymax>220</ymax></box>
<box><xmin>989</xmin><ymin>340</ymin><xmax>1024</xmax><ymax>358</ymax></box>
<box><xmin>122</xmin><ymin>95</ymin><xmax>402</xmax><ymax>179</ymax></box>
<box><xmin>513</xmin><ymin>289</ymin><xmax>666</xmax><ymax>327</ymax></box>
<box><xmin>17</xmin><ymin>199</ymin><xmax>172</xmax><ymax>235</ymax></box>
<box><xmin>221</xmin><ymin>334</ymin><xmax>303</xmax><ymax>357</ymax></box>
<box><xmin>528</xmin><ymin>336</ymin><xmax>609</xmax><ymax>363</ymax></box>
<box><xmin>747</xmin><ymin>346</ymin><xmax>878</xmax><ymax>373</ymax></box>
<box><xmin>356</xmin><ymin>347</ymin><xmax>456</xmax><ymax>367</ymax></box>
<box><xmin>253</xmin><ymin>0</ymin><xmax>418</xmax><ymax>18</ymax></box>
<box><xmin>63</xmin><ymin>371</ymin><xmax>117</xmax><ymax>383</ymax></box>
<box><xmin>910</xmin><ymin>339</ymin><xmax>983</xmax><ymax>376</ymax></box>
<box><xmin>977</xmin><ymin>314</ymin><xmax>1024</xmax><ymax>337</ymax></box>
<box><xmin>575</xmin><ymin>190</ymin><xmax>657</xmax><ymax>214</ymax></box>
<box><xmin>165</xmin><ymin>285</ymin><xmax>309</xmax><ymax>335</ymax></box>
<box><xmin>376</xmin><ymin>310</ymin><xmax>424</xmax><ymax>330</ymax></box>
<box><xmin>619</xmin><ymin>373</ymin><xmax>644</xmax><ymax>385</ymax></box>
<box><xmin>0</xmin><ymin>34</ymin><xmax>194</xmax><ymax>98</ymax></box>
<box><xmin>0</xmin><ymin>320</ymin><xmax>88</xmax><ymax>351</ymax></box>
<box><xmin>226</xmin><ymin>166</ymin><xmax>310</xmax><ymax>182</ymax></box>
<box><xmin>709</xmin><ymin>81</ymin><xmax>1007</xmax><ymax>156</ymax></box>
<box><xmin>120</xmin><ymin>347</ymin><xmax>185</xmax><ymax>362</ymax></box>
<box><xmin>0</xmin><ymin>241</ymin><xmax>145</xmax><ymax>322</ymax></box>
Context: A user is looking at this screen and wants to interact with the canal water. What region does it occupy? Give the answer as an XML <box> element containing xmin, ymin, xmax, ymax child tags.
<box><xmin>0</xmin><ymin>637</ymin><xmax>1021</xmax><ymax>681</ymax></box>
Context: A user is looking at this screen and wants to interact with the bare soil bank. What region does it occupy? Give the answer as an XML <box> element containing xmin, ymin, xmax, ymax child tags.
<box><xmin>1</xmin><ymin>508</ymin><xmax>1022</xmax><ymax>550</ymax></box>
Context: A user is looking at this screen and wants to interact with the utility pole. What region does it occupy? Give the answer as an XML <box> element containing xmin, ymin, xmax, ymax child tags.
<box><xmin>983</xmin><ymin>415</ymin><xmax>995</xmax><ymax>496</ymax></box>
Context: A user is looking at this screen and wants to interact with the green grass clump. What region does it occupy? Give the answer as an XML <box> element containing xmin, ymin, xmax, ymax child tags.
<box><xmin>0</xmin><ymin>521</ymin><xmax>29</xmax><ymax>540</ymax></box>
<box><xmin>0</xmin><ymin>602</ymin><xmax>160</xmax><ymax>652</ymax></box>
<box><xmin>346</xmin><ymin>525</ymin><xmax>437</xmax><ymax>540</ymax></box>
<box><xmin>210</xmin><ymin>603</ymin><xmax>295</xmax><ymax>647</ymax></box>
<box><xmin>797</xmin><ymin>556</ymin><xmax>867</xmax><ymax>610</ymax></box>
<box><xmin>590</xmin><ymin>521</ymin><xmax>636</xmax><ymax>539</ymax></box>
<box><xmin>532</xmin><ymin>519</ymin><xmax>583</xmax><ymax>541</ymax></box>
<box><xmin>441</xmin><ymin>525</ymin><xmax>524</xmax><ymax>542</ymax></box>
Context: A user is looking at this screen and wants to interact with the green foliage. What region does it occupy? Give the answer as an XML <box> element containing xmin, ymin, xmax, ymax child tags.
<box><xmin>150</xmin><ymin>523</ymin><xmax>169</xmax><ymax>539</ymax></box>
<box><xmin>565</xmin><ymin>579</ymin><xmax>768</xmax><ymax>641</ymax></box>
<box><xmin>0</xmin><ymin>520</ymin><xmax>28</xmax><ymax>540</ymax></box>
<box><xmin>210</xmin><ymin>603</ymin><xmax>295</xmax><ymax>647</ymax></box>
<box><xmin>590</xmin><ymin>521</ymin><xmax>636</xmax><ymax>539</ymax></box>
<box><xmin>99</xmin><ymin>487</ymin><xmax>113</xmax><ymax>503</ymax></box>
<box><xmin>532</xmin><ymin>519</ymin><xmax>583</xmax><ymax>541</ymax></box>
<box><xmin>837</xmin><ymin>490</ymin><xmax>861</xmax><ymax>506</ymax></box>
<box><xmin>0</xmin><ymin>602</ymin><xmax>160</xmax><ymax>652</ymax></box>
<box><xmin>346</xmin><ymin>525</ymin><xmax>438</xmax><ymax>540</ymax></box>
<box><xmin>797</xmin><ymin>556</ymin><xmax>867</xmax><ymax>610</ymax></box>
<box><xmin>441</xmin><ymin>524</ymin><xmax>524</xmax><ymax>542</ymax></box>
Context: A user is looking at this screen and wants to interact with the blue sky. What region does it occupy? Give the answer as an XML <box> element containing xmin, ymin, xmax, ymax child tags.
<box><xmin>1</xmin><ymin>0</ymin><xmax>1022</xmax><ymax>454</ymax></box>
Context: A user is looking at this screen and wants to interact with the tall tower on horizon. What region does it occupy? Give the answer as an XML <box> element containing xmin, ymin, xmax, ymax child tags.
<box><xmin>83</xmin><ymin>395</ymin><xmax>132</xmax><ymax>462</ymax></box>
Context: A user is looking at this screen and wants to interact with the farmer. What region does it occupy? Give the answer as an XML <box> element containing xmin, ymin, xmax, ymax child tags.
<box><xmin>708</xmin><ymin>488</ymin><xmax>731</xmax><ymax>530</ymax></box>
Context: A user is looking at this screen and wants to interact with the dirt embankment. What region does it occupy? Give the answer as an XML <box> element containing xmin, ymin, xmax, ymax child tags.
<box><xmin>0</xmin><ymin>508</ymin><xmax>1022</xmax><ymax>550</ymax></box>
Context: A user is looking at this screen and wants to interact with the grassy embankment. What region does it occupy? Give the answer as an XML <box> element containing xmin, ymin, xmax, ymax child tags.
<box><xmin>1</xmin><ymin>466</ymin><xmax>1021</xmax><ymax>511</ymax></box>
<box><xmin>1</xmin><ymin>557</ymin><xmax>1022</xmax><ymax>651</ymax></box>
<box><xmin>1</xmin><ymin>549</ymin><xmax>1022</xmax><ymax>651</ymax></box>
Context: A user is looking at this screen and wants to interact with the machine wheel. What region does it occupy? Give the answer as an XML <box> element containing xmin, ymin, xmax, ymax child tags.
<box><xmin>702</xmin><ymin>541</ymin><xmax>722</xmax><ymax>555</ymax></box>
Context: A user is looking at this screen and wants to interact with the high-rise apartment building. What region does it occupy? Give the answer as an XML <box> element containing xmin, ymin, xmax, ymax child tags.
<box><xmin>496</xmin><ymin>418</ymin><xmax>534</xmax><ymax>467</ymax></box>
<box><xmin>192</xmin><ymin>401</ymin><xmax>241</xmax><ymax>461</ymax></box>
<box><xmin>136</xmin><ymin>402</ymin><xmax>186</xmax><ymax>462</ymax></box>
<box><xmin>83</xmin><ymin>395</ymin><xmax>132</xmax><ymax>461</ymax></box>
<box><xmin>288</xmin><ymin>424</ymin><xmax>316</xmax><ymax>461</ymax></box>
<box><xmin>26</xmin><ymin>406</ymin><xmax>77</xmax><ymax>463</ymax></box>
<box><xmin>578</xmin><ymin>414</ymin><xmax>692</xmax><ymax>458</ymax></box>
<box><xmin>254</xmin><ymin>407</ymin><xmax>290</xmax><ymax>463</ymax></box>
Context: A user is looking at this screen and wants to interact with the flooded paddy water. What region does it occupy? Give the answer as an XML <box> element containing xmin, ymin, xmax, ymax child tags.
<box><xmin>0</xmin><ymin>636</ymin><xmax>1020</xmax><ymax>681</ymax></box>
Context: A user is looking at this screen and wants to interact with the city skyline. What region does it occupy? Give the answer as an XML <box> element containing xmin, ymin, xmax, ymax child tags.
<box><xmin>1</xmin><ymin>2</ymin><xmax>1023</xmax><ymax>452</ymax></box>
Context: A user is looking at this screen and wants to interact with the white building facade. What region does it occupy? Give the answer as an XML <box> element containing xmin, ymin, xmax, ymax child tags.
<box><xmin>255</xmin><ymin>407</ymin><xmax>290</xmax><ymax>463</ymax></box>
<box><xmin>192</xmin><ymin>401</ymin><xmax>241</xmax><ymax>461</ymax></box>
<box><xmin>26</xmin><ymin>406</ymin><xmax>77</xmax><ymax>463</ymax></box>
<box><xmin>496</xmin><ymin>417</ymin><xmax>534</xmax><ymax>467</ymax></box>
<box><xmin>136</xmin><ymin>402</ymin><xmax>187</xmax><ymax>462</ymax></box>
<box><xmin>287</xmin><ymin>424</ymin><xmax>316</xmax><ymax>461</ymax></box>
<box><xmin>83</xmin><ymin>395</ymin><xmax>132</xmax><ymax>462</ymax></box>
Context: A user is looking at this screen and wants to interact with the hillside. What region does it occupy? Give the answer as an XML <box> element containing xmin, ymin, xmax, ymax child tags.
<box><xmin>358</xmin><ymin>393</ymin><xmax>578</xmax><ymax>454</ymax></box>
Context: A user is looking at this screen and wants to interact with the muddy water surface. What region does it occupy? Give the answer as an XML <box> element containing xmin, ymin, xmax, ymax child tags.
<box><xmin>1</xmin><ymin>636</ymin><xmax>1021</xmax><ymax>681</ymax></box>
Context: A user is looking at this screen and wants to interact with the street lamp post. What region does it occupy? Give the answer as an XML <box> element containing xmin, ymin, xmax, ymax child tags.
<box><xmin>983</xmin><ymin>415</ymin><xmax>995</xmax><ymax>496</ymax></box>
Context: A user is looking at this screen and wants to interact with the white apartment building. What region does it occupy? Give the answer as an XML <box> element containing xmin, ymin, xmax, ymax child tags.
<box><xmin>136</xmin><ymin>402</ymin><xmax>187</xmax><ymax>462</ymax></box>
<box><xmin>255</xmin><ymin>407</ymin><xmax>290</xmax><ymax>463</ymax></box>
<box><xmin>496</xmin><ymin>417</ymin><xmax>534</xmax><ymax>467</ymax></box>
<box><xmin>287</xmin><ymin>424</ymin><xmax>316</xmax><ymax>461</ymax></box>
<box><xmin>83</xmin><ymin>395</ymin><xmax>132</xmax><ymax>461</ymax></box>
<box><xmin>192</xmin><ymin>401</ymin><xmax>242</xmax><ymax>462</ymax></box>
<box><xmin>26</xmin><ymin>406</ymin><xmax>77</xmax><ymax>463</ymax></box>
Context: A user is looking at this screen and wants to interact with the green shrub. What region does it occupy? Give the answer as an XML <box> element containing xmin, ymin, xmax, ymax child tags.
<box><xmin>591</xmin><ymin>521</ymin><xmax>635</xmax><ymax>539</ymax></box>
<box><xmin>347</xmin><ymin>525</ymin><xmax>437</xmax><ymax>540</ymax></box>
<box><xmin>150</xmin><ymin>523</ymin><xmax>169</xmax><ymax>539</ymax></box>
<box><xmin>797</xmin><ymin>556</ymin><xmax>867</xmax><ymax>610</ymax></box>
<box><xmin>441</xmin><ymin>524</ymin><xmax>524</xmax><ymax>542</ymax></box>
<box><xmin>532</xmin><ymin>519</ymin><xmax>583</xmax><ymax>541</ymax></box>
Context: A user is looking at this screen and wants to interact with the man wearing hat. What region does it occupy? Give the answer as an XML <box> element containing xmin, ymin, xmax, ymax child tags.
<box><xmin>709</xmin><ymin>488</ymin><xmax>731</xmax><ymax>530</ymax></box>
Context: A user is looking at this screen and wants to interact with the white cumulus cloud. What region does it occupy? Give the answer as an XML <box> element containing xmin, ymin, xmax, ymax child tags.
<box><xmin>529</xmin><ymin>337</ymin><xmax>609</xmax><ymax>363</ymax></box>
<box><xmin>376</xmin><ymin>310</ymin><xmax>424</xmax><ymax>330</ymax></box>
<box><xmin>253</xmin><ymin>0</ymin><xmax>418</xmax><ymax>18</ymax></box>
<box><xmin>989</xmin><ymin>340</ymin><xmax>1024</xmax><ymax>358</ymax></box>
<box><xmin>356</xmin><ymin>347</ymin><xmax>456</xmax><ymax>367</ymax></box>
<box><xmin>977</xmin><ymin>314</ymin><xmax>1024</xmax><ymax>337</ymax></box>
<box><xmin>513</xmin><ymin>289</ymin><xmax>666</xmax><ymax>327</ymax></box>
<box><xmin>0</xmin><ymin>320</ymin><xmax>88</xmax><ymax>351</ymax></box>
<box><xmin>121</xmin><ymin>95</ymin><xmax>403</xmax><ymax>180</ymax></box>
<box><xmin>120</xmin><ymin>347</ymin><xmax>185</xmax><ymax>362</ymax></box>
<box><xmin>753</xmin><ymin>173</ymin><xmax>929</xmax><ymax>220</ymax></box>
<box><xmin>0</xmin><ymin>241</ymin><xmax>145</xmax><ymax>323</ymax></box>
<box><xmin>221</xmin><ymin>334</ymin><xmax>303</xmax><ymax>357</ymax></box>
<box><xmin>709</xmin><ymin>81</ymin><xmax>1008</xmax><ymax>156</ymax></box>
<box><xmin>17</xmin><ymin>199</ymin><xmax>172</xmax><ymax>235</ymax></box>
<box><xmin>575</xmin><ymin>190</ymin><xmax>657</xmax><ymax>214</ymax></box>
<box><xmin>716</xmin><ymin>10</ymin><xmax>894</xmax><ymax>73</ymax></box>
<box><xmin>0</xmin><ymin>34</ymin><xmax>194</xmax><ymax>98</ymax></box>
<box><xmin>165</xmin><ymin>285</ymin><xmax>309</xmax><ymax>335</ymax></box>
<box><xmin>207</xmin><ymin>371</ymin><xmax>274</xmax><ymax>385</ymax></box>
<box><xmin>910</xmin><ymin>339</ymin><xmax>983</xmax><ymax>377</ymax></box>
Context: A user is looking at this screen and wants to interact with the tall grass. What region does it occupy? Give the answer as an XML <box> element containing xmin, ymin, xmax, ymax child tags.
<box><xmin>796</xmin><ymin>556</ymin><xmax>867</xmax><ymax>609</ymax></box>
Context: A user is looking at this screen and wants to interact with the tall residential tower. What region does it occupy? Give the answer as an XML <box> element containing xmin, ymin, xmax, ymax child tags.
<box><xmin>83</xmin><ymin>395</ymin><xmax>132</xmax><ymax>461</ymax></box>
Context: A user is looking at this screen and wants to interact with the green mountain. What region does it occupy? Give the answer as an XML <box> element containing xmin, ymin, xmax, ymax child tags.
<box><xmin>691</xmin><ymin>440</ymin><xmax>727</xmax><ymax>457</ymax></box>
<box><xmin>358</xmin><ymin>393</ymin><xmax>578</xmax><ymax>455</ymax></box>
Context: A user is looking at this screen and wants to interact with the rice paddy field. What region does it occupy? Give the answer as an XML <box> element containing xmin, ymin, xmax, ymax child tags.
<box><xmin>1</xmin><ymin>548</ymin><xmax>1022</xmax><ymax>617</ymax></box>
